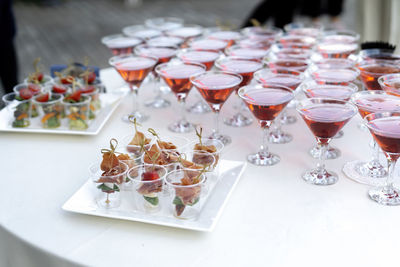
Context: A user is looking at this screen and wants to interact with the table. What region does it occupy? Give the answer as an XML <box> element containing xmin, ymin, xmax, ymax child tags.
<box><xmin>1</xmin><ymin>68</ymin><xmax>399</xmax><ymax>267</ymax></box>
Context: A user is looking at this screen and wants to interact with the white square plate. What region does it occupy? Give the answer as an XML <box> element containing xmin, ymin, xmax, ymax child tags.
<box><xmin>62</xmin><ymin>160</ymin><xmax>246</xmax><ymax>232</ymax></box>
<box><xmin>0</xmin><ymin>93</ymin><xmax>124</xmax><ymax>135</ymax></box>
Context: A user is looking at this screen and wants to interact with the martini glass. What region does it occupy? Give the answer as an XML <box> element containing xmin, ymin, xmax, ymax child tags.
<box><xmin>144</xmin><ymin>17</ymin><xmax>183</xmax><ymax>31</ymax></box>
<box><xmin>189</xmin><ymin>38</ymin><xmax>228</xmax><ymax>52</ymax></box>
<box><xmin>135</xmin><ymin>44</ymin><xmax>178</xmax><ymax>109</ymax></box>
<box><xmin>101</xmin><ymin>34</ymin><xmax>142</xmax><ymax>55</ymax></box>
<box><xmin>365</xmin><ymin>112</ymin><xmax>400</xmax><ymax>205</ymax></box>
<box><xmin>109</xmin><ymin>54</ymin><xmax>157</xmax><ymax>122</ymax></box>
<box><xmin>254</xmin><ymin>68</ymin><xmax>303</xmax><ymax>144</ymax></box>
<box><xmin>378</xmin><ymin>73</ymin><xmax>400</xmax><ymax>96</ymax></box>
<box><xmin>284</xmin><ymin>23</ymin><xmax>323</xmax><ymax>38</ymax></box>
<box><xmin>146</xmin><ymin>36</ymin><xmax>184</xmax><ymax>47</ymax></box>
<box><xmin>122</xmin><ymin>25</ymin><xmax>162</xmax><ymax>40</ymax></box>
<box><xmin>237</xmin><ymin>38</ymin><xmax>272</xmax><ymax>50</ymax></box>
<box><xmin>225</xmin><ymin>45</ymin><xmax>269</xmax><ymax>60</ymax></box>
<box><xmin>165</xmin><ymin>24</ymin><xmax>203</xmax><ymax>46</ymax></box>
<box><xmin>278</xmin><ymin>35</ymin><xmax>317</xmax><ymax>50</ymax></box>
<box><xmin>267</xmin><ymin>58</ymin><xmax>309</xmax><ymax>73</ymax></box>
<box><xmin>297</xmin><ymin>98</ymin><xmax>357</xmax><ymax>185</ymax></box>
<box><xmin>190</xmin><ymin>71</ymin><xmax>242</xmax><ymax>145</ymax></box>
<box><xmin>317</xmin><ymin>42</ymin><xmax>358</xmax><ymax>59</ymax></box>
<box><xmin>309</xmin><ymin>67</ymin><xmax>360</xmax><ymax>85</ymax></box>
<box><xmin>343</xmin><ymin>91</ymin><xmax>400</xmax><ymax>185</ymax></box>
<box><xmin>269</xmin><ymin>44</ymin><xmax>313</xmax><ymax>60</ymax></box>
<box><xmin>300</xmin><ymin>81</ymin><xmax>358</xmax><ymax>160</ymax></box>
<box><xmin>312</xmin><ymin>58</ymin><xmax>356</xmax><ymax>70</ymax></box>
<box><xmin>156</xmin><ymin>61</ymin><xmax>206</xmax><ymax>133</ymax></box>
<box><xmin>359</xmin><ymin>49</ymin><xmax>400</xmax><ymax>63</ymax></box>
<box><xmin>321</xmin><ymin>30</ymin><xmax>360</xmax><ymax>44</ymax></box>
<box><xmin>215</xmin><ymin>56</ymin><xmax>263</xmax><ymax>127</ymax></box>
<box><xmin>358</xmin><ymin>62</ymin><xmax>400</xmax><ymax>91</ymax></box>
<box><xmin>241</xmin><ymin>26</ymin><xmax>282</xmax><ymax>42</ymax></box>
<box><xmin>239</xmin><ymin>84</ymin><xmax>294</xmax><ymax>165</ymax></box>
<box><xmin>207</xmin><ymin>30</ymin><xmax>242</xmax><ymax>47</ymax></box>
<box><xmin>177</xmin><ymin>48</ymin><xmax>220</xmax><ymax>71</ymax></box>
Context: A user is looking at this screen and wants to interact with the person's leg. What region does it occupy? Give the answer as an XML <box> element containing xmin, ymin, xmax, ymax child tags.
<box><xmin>0</xmin><ymin>40</ymin><xmax>18</xmax><ymax>94</ymax></box>
<box><xmin>242</xmin><ymin>0</ymin><xmax>272</xmax><ymax>28</ymax></box>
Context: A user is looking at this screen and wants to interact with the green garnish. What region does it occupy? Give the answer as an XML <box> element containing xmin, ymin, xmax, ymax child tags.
<box><xmin>143</xmin><ymin>196</ymin><xmax>159</xmax><ymax>206</ymax></box>
<box><xmin>97</xmin><ymin>183</ymin><xmax>120</xmax><ymax>192</ymax></box>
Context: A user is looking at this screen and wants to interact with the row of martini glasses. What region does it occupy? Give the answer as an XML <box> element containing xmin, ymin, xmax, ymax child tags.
<box><xmin>102</xmin><ymin>18</ymin><xmax>400</xmax><ymax>205</ymax></box>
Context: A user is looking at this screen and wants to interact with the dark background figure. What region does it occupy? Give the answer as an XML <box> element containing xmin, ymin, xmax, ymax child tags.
<box><xmin>242</xmin><ymin>0</ymin><xmax>344</xmax><ymax>28</ymax></box>
<box><xmin>0</xmin><ymin>0</ymin><xmax>18</xmax><ymax>94</ymax></box>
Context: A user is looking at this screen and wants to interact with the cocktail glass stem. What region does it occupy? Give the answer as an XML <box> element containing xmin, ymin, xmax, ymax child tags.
<box><xmin>384</xmin><ymin>158</ymin><xmax>397</xmax><ymax>195</ymax></box>
<box><xmin>224</xmin><ymin>95</ymin><xmax>253</xmax><ymax>127</ymax></box>
<box><xmin>179</xmin><ymin>99</ymin><xmax>187</xmax><ymax>123</ymax></box>
<box><xmin>260</xmin><ymin>126</ymin><xmax>269</xmax><ymax>154</ymax></box>
<box><xmin>145</xmin><ymin>75</ymin><xmax>171</xmax><ymax>108</ymax></box>
<box><xmin>317</xmin><ymin>142</ymin><xmax>327</xmax><ymax>173</ymax></box>
<box><xmin>130</xmin><ymin>84</ymin><xmax>139</xmax><ymax>113</ymax></box>
<box><xmin>213</xmin><ymin>111</ymin><xmax>220</xmax><ymax>135</ymax></box>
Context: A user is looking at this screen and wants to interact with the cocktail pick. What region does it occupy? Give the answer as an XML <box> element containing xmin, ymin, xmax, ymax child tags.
<box><xmin>195</xmin><ymin>126</ymin><xmax>203</xmax><ymax>147</ymax></box>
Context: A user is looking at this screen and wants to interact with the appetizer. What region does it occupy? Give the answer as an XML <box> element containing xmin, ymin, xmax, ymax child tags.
<box><xmin>193</xmin><ymin>127</ymin><xmax>219</xmax><ymax>166</ymax></box>
<box><xmin>33</xmin><ymin>92</ymin><xmax>63</xmax><ymax>128</ymax></box>
<box><xmin>127</xmin><ymin>118</ymin><xmax>152</xmax><ymax>155</ymax></box>
<box><xmin>6</xmin><ymin>93</ymin><xmax>31</xmax><ymax>128</ymax></box>
<box><xmin>63</xmin><ymin>78</ymin><xmax>90</xmax><ymax>130</ymax></box>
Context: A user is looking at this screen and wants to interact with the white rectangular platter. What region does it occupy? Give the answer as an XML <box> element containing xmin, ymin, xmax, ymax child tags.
<box><xmin>0</xmin><ymin>93</ymin><xmax>123</xmax><ymax>135</ymax></box>
<box><xmin>62</xmin><ymin>160</ymin><xmax>246</xmax><ymax>232</ymax></box>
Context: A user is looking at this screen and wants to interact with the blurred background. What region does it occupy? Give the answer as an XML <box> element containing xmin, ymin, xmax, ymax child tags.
<box><xmin>2</xmin><ymin>0</ymin><xmax>399</xmax><ymax>94</ymax></box>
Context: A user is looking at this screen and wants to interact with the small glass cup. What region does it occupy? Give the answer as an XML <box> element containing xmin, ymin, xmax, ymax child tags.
<box><xmin>122</xmin><ymin>134</ymin><xmax>152</xmax><ymax>158</ymax></box>
<box><xmin>187</xmin><ymin>138</ymin><xmax>224</xmax><ymax>168</ymax></box>
<box><xmin>63</xmin><ymin>95</ymin><xmax>91</xmax><ymax>130</ymax></box>
<box><xmin>32</xmin><ymin>93</ymin><xmax>63</xmax><ymax>128</ymax></box>
<box><xmin>144</xmin><ymin>17</ymin><xmax>184</xmax><ymax>31</ymax></box>
<box><xmin>90</xmin><ymin>161</ymin><xmax>128</xmax><ymax>209</ymax></box>
<box><xmin>2</xmin><ymin>92</ymin><xmax>31</xmax><ymax>128</ymax></box>
<box><xmin>81</xmin><ymin>85</ymin><xmax>102</xmax><ymax>120</ymax></box>
<box><xmin>128</xmin><ymin>164</ymin><xmax>167</xmax><ymax>213</ymax></box>
<box><xmin>165</xmin><ymin>169</ymin><xmax>206</xmax><ymax>219</ymax></box>
<box><xmin>23</xmin><ymin>74</ymin><xmax>53</xmax><ymax>85</ymax></box>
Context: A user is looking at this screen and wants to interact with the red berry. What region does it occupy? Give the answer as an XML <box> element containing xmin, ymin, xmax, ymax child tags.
<box><xmin>35</xmin><ymin>93</ymin><xmax>49</xmax><ymax>103</ymax></box>
<box><xmin>52</xmin><ymin>85</ymin><xmax>67</xmax><ymax>94</ymax></box>
<box><xmin>142</xmin><ymin>171</ymin><xmax>160</xmax><ymax>181</ymax></box>
<box><xmin>19</xmin><ymin>88</ymin><xmax>34</xmax><ymax>100</ymax></box>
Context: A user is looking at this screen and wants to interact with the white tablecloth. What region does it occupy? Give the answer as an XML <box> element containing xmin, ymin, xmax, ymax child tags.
<box><xmin>1</xmin><ymin>68</ymin><xmax>399</xmax><ymax>267</ymax></box>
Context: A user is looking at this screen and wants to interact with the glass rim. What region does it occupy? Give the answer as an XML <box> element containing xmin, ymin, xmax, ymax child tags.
<box><xmin>207</xmin><ymin>30</ymin><xmax>242</xmax><ymax>40</ymax></box>
<box><xmin>122</xmin><ymin>24</ymin><xmax>162</xmax><ymax>38</ymax></box>
<box><xmin>62</xmin><ymin>95</ymin><xmax>91</xmax><ymax>105</ymax></box>
<box><xmin>2</xmin><ymin>92</ymin><xmax>31</xmax><ymax>103</ymax></box>
<box><xmin>225</xmin><ymin>44</ymin><xmax>270</xmax><ymax>58</ymax></box>
<box><xmin>254</xmin><ymin>68</ymin><xmax>304</xmax><ymax>83</ymax></box>
<box><xmin>310</xmin><ymin>67</ymin><xmax>360</xmax><ymax>81</ymax></box>
<box><xmin>189</xmin><ymin>70</ymin><xmax>243</xmax><ymax>89</ymax></box>
<box><xmin>187</xmin><ymin>138</ymin><xmax>224</xmax><ymax>153</ymax></box>
<box><xmin>146</xmin><ymin>35</ymin><xmax>185</xmax><ymax>46</ymax></box>
<box><xmin>134</xmin><ymin>44</ymin><xmax>178</xmax><ymax>59</ymax></box>
<box><xmin>32</xmin><ymin>93</ymin><xmax>63</xmax><ymax>105</ymax></box>
<box><xmin>300</xmin><ymin>79</ymin><xmax>358</xmax><ymax>94</ymax></box>
<box><xmin>364</xmin><ymin>111</ymin><xmax>400</xmax><ymax>137</ymax></box>
<box><xmin>238</xmin><ymin>83</ymin><xmax>294</xmax><ymax>106</ymax></box>
<box><xmin>144</xmin><ymin>17</ymin><xmax>184</xmax><ymax>30</ymax></box>
<box><xmin>164</xmin><ymin>24</ymin><xmax>204</xmax><ymax>38</ymax></box>
<box><xmin>108</xmin><ymin>53</ymin><xmax>158</xmax><ymax>67</ymax></box>
<box><xmin>189</xmin><ymin>38</ymin><xmax>229</xmax><ymax>50</ymax></box>
<box><xmin>182</xmin><ymin>149</ymin><xmax>216</xmax><ymax>168</ymax></box>
<box><xmin>378</xmin><ymin>73</ymin><xmax>400</xmax><ymax>88</ymax></box>
<box><xmin>296</xmin><ymin>97</ymin><xmax>358</xmax><ymax>116</ymax></box>
<box><xmin>357</xmin><ymin>61</ymin><xmax>400</xmax><ymax>76</ymax></box>
<box><xmin>155</xmin><ymin>61</ymin><xmax>206</xmax><ymax>78</ymax></box>
<box><xmin>165</xmin><ymin>169</ymin><xmax>206</xmax><ymax>188</ymax></box>
<box><xmin>101</xmin><ymin>34</ymin><xmax>142</xmax><ymax>46</ymax></box>
<box><xmin>90</xmin><ymin>161</ymin><xmax>128</xmax><ymax>179</ymax></box>
<box><xmin>176</xmin><ymin>48</ymin><xmax>221</xmax><ymax>62</ymax></box>
<box><xmin>127</xmin><ymin>163</ymin><xmax>167</xmax><ymax>183</ymax></box>
<box><xmin>214</xmin><ymin>56</ymin><xmax>263</xmax><ymax>72</ymax></box>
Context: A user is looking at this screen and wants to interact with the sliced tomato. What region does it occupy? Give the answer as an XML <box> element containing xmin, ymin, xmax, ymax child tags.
<box><xmin>65</xmin><ymin>90</ymin><xmax>82</xmax><ymax>102</ymax></box>
<box><xmin>142</xmin><ymin>171</ymin><xmax>160</xmax><ymax>181</ymax></box>
<box><xmin>84</xmin><ymin>72</ymin><xmax>96</xmax><ymax>84</ymax></box>
<box><xmin>81</xmin><ymin>85</ymin><xmax>96</xmax><ymax>94</ymax></box>
<box><xmin>60</xmin><ymin>75</ymin><xmax>74</xmax><ymax>84</ymax></box>
<box><xmin>52</xmin><ymin>85</ymin><xmax>67</xmax><ymax>94</ymax></box>
<box><xmin>19</xmin><ymin>88</ymin><xmax>34</xmax><ymax>100</ymax></box>
<box><xmin>34</xmin><ymin>72</ymin><xmax>44</xmax><ymax>82</ymax></box>
<box><xmin>35</xmin><ymin>93</ymin><xmax>50</xmax><ymax>103</ymax></box>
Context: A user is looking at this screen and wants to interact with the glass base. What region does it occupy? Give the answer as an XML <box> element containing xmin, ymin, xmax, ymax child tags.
<box><xmin>122</xmin><ymin>111</ymin><xmax>149</xmax><ymax>123</ymax></box>
<box><xmin>145</xmin><ymin>97</ymin><xmax>171</xmax><ymax>109</ymax></box>
<box><xmin>342</xmin><ymin>160</ymin><xmax>387</xmax><ymax>186</ymax></box>
<box><xmin>187</xmin><ymin>101</ymin><xmax>211</xmax><ymax>114</ymax></box>
<box><xmin>209</xmin><ymin>132</ymin><xmax>231</xmax><ymax>146</ymax></box>
<box><xmin>309</xmin><ymin>145</ymin><xmax>341</xmax><ymax>160</ymax></box>
<box><xmin>168</xmin><ymin>119</ymin><xmax>193</xmax><ymax>133</ymax></box>
<box><xmin>224</xmin><ymin>112</ymin><xmax>253</xmax><ymax>127</ymax></box>
<box><xmin>302</xmin><ymin>168</ymin><xmax>338</xmax><ymax>185</ymax></box>
<box><xmin>96</xmin><ymin>193</ymin><xmax>121</xmax><ymax>209</ymax></box>
<box><xmin>369</xmin><ymin>187</ymin><xmax>400</xmax><ymax>206</ymax></box>
<box><xmin>333</xmin><ymin>130</ymin><xmax>344</xmax><ymax>139</ymax></box>
<box><xmin>268</xmin><ymin>130</ymin><xmax>293</xmax><ymax>144</ymax></box>
<box><xmin>281</xmin><ymin>115</ymin><xmax>297</xmax><ymax>125</ymax></box>
<box><xmin>247</xmin><ymin>151</ymin><xmax>280</xmax><ymax>166</ymax></box>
